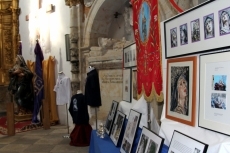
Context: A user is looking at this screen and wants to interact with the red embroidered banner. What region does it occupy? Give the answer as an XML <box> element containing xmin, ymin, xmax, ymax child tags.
<box><xmin>131</xmin><ymin>0</ymin><xmax>163</xmax><ymax>102</ymax></box>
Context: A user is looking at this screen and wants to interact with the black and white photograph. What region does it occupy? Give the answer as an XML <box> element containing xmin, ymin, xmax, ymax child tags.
<box><xmin>136</xmin><ymin>127</ymin><xmax>164</xmax><ymax>153</ymax></box>
<box><xmin>212</xmin><ymin>75</ymin><xmax>227</xmax><ymax>91</ymax></box>
<box><xmin>191</xmin><ymin>19</ymin><xmax>200</xmax><ymax>42</ymax></box>
<box><xmin>120</xmin><ymin>109</ymin><xmax>141</xmax><ymax>153</ymax></box>
<box><xmin>203</xmin><ymin>13</ymin><xmax>215</xmax><ymax>39</ymax></box>
<box><xmin>123</xmin><ymin>68</ymin><xmax>132</xmax><ymax>102</ymax></box>
<box><xmin>170</xmin><ymin>27</ymin><xmax>177</xmax><ymax>48</ymax></box>
<box><xmin>123</xmin><ymin>43</ymin><xmax>137</xmax><ymax>68</ymax></box>
<box><xmin>105</xmin><ymin>100</ymin><xmax>119</xmax><ymax>135</ymax></box>
<box><xmin>110</xmin><ymin>111</ymin><xmax>126</xmax><ymax>146</ymax></box>
<box><xmin>211</xmin><ymin>93</ymin><xmax>226</xmax><ymax>110</ymax></box>
<box><xmin>180</xmin><ymin>24</ymin><xmax>188</xmax><ymax>45</ymax></box>
<box><xmin>219</xmin><ymin>7</ymin><xmax>230</xmax><ymax>36</ymax></box>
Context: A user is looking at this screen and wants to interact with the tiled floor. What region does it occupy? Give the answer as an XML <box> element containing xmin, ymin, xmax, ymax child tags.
<box><xmin>0</xmin><ymin>125</ymin><xmax>89</xmax><ymax>153</ymax></box>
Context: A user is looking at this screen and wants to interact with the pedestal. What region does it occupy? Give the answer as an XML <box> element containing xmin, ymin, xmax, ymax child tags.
<box><xmin>7</xmin><ymin>102</ymin><xmax>15</xmax><ymax>136</ymax></box>
<box><xmin>42</xmin><ymin>100</ymin><xmax>50</xmax><ymax>129</ymax></box>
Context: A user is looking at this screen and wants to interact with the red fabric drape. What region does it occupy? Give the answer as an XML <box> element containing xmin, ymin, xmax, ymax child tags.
<box><xmin>131</xmin><ymin>0</ymin><xmax>163</xmax><ymax>102</ymax></box>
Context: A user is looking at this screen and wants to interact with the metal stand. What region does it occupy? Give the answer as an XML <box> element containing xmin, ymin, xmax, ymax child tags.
<box><xmin>63</xmin><ymin>103</ymin><xmax>70</xmax><ymax>138</ymax></box>
<box><xmin>95</xmin><ymin>107</ymin><xmax>98</xmax><ymax>131</ymax></box>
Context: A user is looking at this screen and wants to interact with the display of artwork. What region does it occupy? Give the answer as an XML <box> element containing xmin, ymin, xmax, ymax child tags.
<box><xmin>110</xmin><ymin>111</ymin><xmax>126</xmax><ymax>146</ymax></box>
<box><xmin>123</xmin><ymin>43</ymin><xmax>137</xmax><ymax>68</ymax></box>
<box><xmin>120</xmin><ymin>109</ymin><xmax>141</xmax><ymax>153</ymax></box>
<box><xmin>105</xmin><ymin>100</ymin><xmax>119</xmax><ymax>135</ymax></box>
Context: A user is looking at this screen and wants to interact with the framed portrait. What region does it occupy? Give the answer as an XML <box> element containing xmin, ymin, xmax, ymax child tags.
<box><xmin>110</xmin><ymin>110</ymin><xmax>126</xmax><ymax>146</ymax></box>
<box><xmin>164</xmin><ymin>0</ymin><xmax>230</xmax><ymax>58</ymax></box>
<box><xmin>199</xmin><ymin>50</ymin><xmax>230</xmax><ymax>136</ymax></box>
<box><xmin>166</xmin><ymin>56</ymin><xmax>197</xmax><ymax>126</ymax></box>
<box><xmin>123</xmin><ymin>43</ymin><xmax>137</xmax><ymax>68</ymax></box>
<box><xmin>132</xmin><ymin>68</ymin><xmax>137</xmax><ymax>100</ymax></box>
<box><xmin>123</xmin><ymin>68</ymin><xmax>132</xmax><ymax>102</ymax></box>
<box><xmin>218</xmin><ymin>6</ymin><xmax>230</xmax><ymax>36</ymax></box>
<box><xmin>120</xmin><ymin>109</ymin><xmax>141</xmax><ymax>153</ymax></box>
<box><xmin>136</xmin><ymin>126</ymin><xmax>164</xmax><ymax>153</ymax></box>
<box><xmin>65</xmin><ymin>34</ymin><xmax>70</xmax><ymax>61</ymax></box>
<box><xmin>105</xmin><ymin>100</ymin><xmax>119</xmax><ymax>135</ymax></box>
<box><xmin>168</xmin><ymin>130</ymin><xmax>208</xmax><ymax>153</ymax></box>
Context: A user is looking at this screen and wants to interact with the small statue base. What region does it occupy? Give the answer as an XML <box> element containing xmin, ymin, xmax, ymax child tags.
<box><xmin>14</xmin><ymin>113</ymin><xmax>32</xmax><ymax>122</ymax></box>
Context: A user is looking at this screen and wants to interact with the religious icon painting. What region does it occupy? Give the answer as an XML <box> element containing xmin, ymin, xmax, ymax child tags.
<box><xmin>170</xmin><ymin>27</ymin><xmax>177</xmax><ymax>48</ymax></box>
<box><xmin>218</xmin><ymin>6</ymin><xmax>230</xmax><ymax>36</ymax></box>
<box><xmin>190</xmin><ymin>19</ymin><xmax>200</xmax><ymax>43</ymax></box>
<box><xmin>179</xmin><ymin>23</ymin><xmax>188</xmax><ymax>45</ymax></box>
<box><xmin>203</xmin><ymin>13</ymin><xmax>215</xmax><ymax>39</ymax></box>
<box><xmin>138</xmin><ymin>1</ymin><xmax>150</xmax><ymax>43</ymax></box>
<box><xmin>105</xmin><ymin>100</ymin><xmax>119</xmax><ymax>135</ymax></box>
<box><xmin>166</xmin><ymin>56</ymin><xmax>197</xmax><ymax>126</ymax></box>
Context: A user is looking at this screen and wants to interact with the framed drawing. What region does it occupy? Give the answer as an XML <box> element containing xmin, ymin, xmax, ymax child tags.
<box><xmin>65</xmin><ymin>34</ymin><xmax>70</xmax><ymax>61</ymax></box>
<box><xmin>136</xmin><ymin>126</ymin><xmax>164</xmax><ymax>153</ymax></box>
<box><xmin>110</xmin><ymin>111</ymin><xmax>126</xmax><ymax>146</ymax></box>
<box><xmin>123</xmin><ymin>43</ymin><xmax>137</xmax><ymax>68</ymax></box>
<box><xmin>123</xmin><ymin>68</ymin><xmax>132</xmax><ymax>102</ymax></box>
<box><xmin>132</xmin><ymin>68</ymin><xmax>137</xmax><ymax>100</ymax></box>
<box><xmin>168</xmin><ymin>130</ymin><xmax>209</xmax><ymax>153</ymax></box>
<box><xmin>199</xmin><ymin>50</ymin><xmax>230</xmax><ymax>136</ymax></box>
<box><xmin>164</xmin><ymin>0</ymin><xmax>230</xmax><ymax>58</ymax></box>
<box><xmin>166</xmin><ymin>56</ymin><xmax>197</xmax><ymax>126</ymax></box>
<box><xmin>120</xmin><ymin>109</ymin><xmax>141</xmax><ymax>153</ymax></box>
<box><xmin>105</xmin><ymin>100</ymin><xmax>119</xmax><ymax>135</ymax></box>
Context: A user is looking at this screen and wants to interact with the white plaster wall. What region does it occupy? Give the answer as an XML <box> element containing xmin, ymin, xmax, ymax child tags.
<box><xmin>19</xmin><ymin>0</ymin><xmax>72</xmax><ymax>126</ymax></box>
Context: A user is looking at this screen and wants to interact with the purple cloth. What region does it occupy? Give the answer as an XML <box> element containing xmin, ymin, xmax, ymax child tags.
<box><xmin>32</xmin><ymin>42</ymin><xmax>44</xmax><ymax>123</ymax></box>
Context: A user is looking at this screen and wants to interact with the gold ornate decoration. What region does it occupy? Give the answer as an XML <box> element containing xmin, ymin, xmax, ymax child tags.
<box><xmin>0</xmin><ymin>0</ymin><xmax>20</xmax><ymax>85</ymax></box>
<box><xmin>64</xmin><ymin>0</ymin><xmax>84</xmax><ymax>7</ymax></box>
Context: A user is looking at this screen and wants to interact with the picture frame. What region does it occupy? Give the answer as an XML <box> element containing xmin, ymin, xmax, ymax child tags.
<box><xmin>199</xmin><ymin>50</ymin><xmax>230</xmax><ymax>136</ymax></box>
<box><xmin>123</xmin><ymin>68</ymin><xmax>132</xmax><ymax>102</ymax></box>
<box><xmin>132</xmin><ymin>68</ymin><xmax>137</xmax><ymax>100</ymax></box>
<box><xmin>120</xmin><ymin>109</ymin><xmax>141</xmax><ymax>153</ymax></box>
<box><xmin>123</xmin><ymin>43</ymin><xmax>137</xmax><ymax>68</ymax></box>
<box><xmin>135</xmin><ymin>126</ymin><xmax>164</xmax><ymax>153</ymax></box>
<box><xmin>105</xmin><ymin>100</ymin><xmax>119</xmax><ymax>135</ymax></box>
<box><xmin>166</xmin><ymin>56</ymin><xmax>197</xmax><ymax>126</ymax></box>
<box><xmin>110</xmin><ymin>110</ymin><xmax>126</xmax><ymax>146</ymax></box>
<box><xmin>65</xmin><ymin>34</ymin><xmax>70</xmax><ymax>61</ymax></box>
<box><xmin>168</xmin><ymin>130</ymin><xmax>209</xmax><ymax>153</ymax></box>
<box><xmin>164</xmin><ymin>0</ymin><xmax>230</xmax><ymax>58</ymax></box>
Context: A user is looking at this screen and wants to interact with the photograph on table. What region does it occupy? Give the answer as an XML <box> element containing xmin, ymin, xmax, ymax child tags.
<box><xmin>123</xmin><ymin>68</ymin><xmax>132</xmax><ymax>102</ymax></box>
<box><xmin>105</xmin><ymin>100</ymin><xmax>119</xmax><ymax>135</ymax></box>
<box><xmin>203</xmin><ymin>13</ymin><xmax>215</xmax><ymax>39</ymax></box>
<box><xmin>199</xmin><ymin>50</ymin><xmax>230</xmax><ymax>136</ymax></box>
<box><xmin>110</xmin><ymin>111</ymin><xmax>126</xmax><ymax>146</ymax></box>
<box><xmin>168</xmin><ymin>130</ymin><xmax>208</xmax><ymax>153</ymax></box>
<box><xmin>136</xmin><ymin>126</ymin><xmax>164</xmax><ymax>153</ymax></box>
<box><xmin>166</xmin><ymin>56</ymin><xmax>197</xmax><ymax>126</ymax></box>
<box><xmin>132</xmin><ymin>68</ymin><xmax>138</xmax><ymax>100</ymax></box>
<box><xmin>123</xmin><ymin>43</ymin><xmax>137</xmax><ymax>68</ymax></box>
<box><xmin>191</xmin><ymin>19</ymin><xmax>200</xmax><ymax>43</ymax></box>
<box><xmin>218</xmin><ymin>6</ymin><xmax>230</xmax><ymax>36</ymax></box>
<box><xmin>120</xmin><ymin>109</ymin><xmax>142</xmax><ymax>153</ymax></box>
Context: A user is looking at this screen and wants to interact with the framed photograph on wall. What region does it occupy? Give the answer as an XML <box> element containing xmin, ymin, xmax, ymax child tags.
<box><xmin>110</xmin><ymin>111</ymin><xmax>126</xmax><ymax>146</ymax></box>
<box><xmin>123</xmin><ymin>43</ymin><xmax>137</xmax><ymax>68</ymax></box>
<box><xmin>123</xmin><ymin>68</ymin><xmax>132</xmax><ymax>102</ymax></box>
<box><xmin>164</xmin><ymin>0</ymin><xmax>230</xmax><ymax>58</ymax></box>
<box><xmin>136</xmin><ymin>126</ymin><xmax>164</xmax><ymax>153</ymax></box>
<box><xmin>199</xmin><ymin>50</ymin><xmax>230</xmax><ymax>136</ymax></box>
<box><xmin>120</xmin><ymin>109</ymin><xmax>141</xmax><ymax>153</ymax></box>
<box><xmin>168</xmin><ymin>130</ymin><xmax>208</xmax><ymax>153</ymax></box>
<box><xmin>65</xmin><ymin>34</ymin><xmax>70</xmax><ymax>61</ymax></box>
<box><xmin>105</xmin><ymin>100</ymin><xmax>119</xmax><ymax>135</ymax></box>
<box><xmin>166</xmin><ymin>56</ymin><xmax>197</xmax><ymax>126</ymax></box>
<box><xmin>132</xmin><ymin>68</ymin><xmax>137</xmax><ymax>100</ymax></box>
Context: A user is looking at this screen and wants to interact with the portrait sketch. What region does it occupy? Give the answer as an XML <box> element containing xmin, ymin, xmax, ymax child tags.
<box><xmin>191</xmin><ymin>19</ymin><xmax>200</xmax><ymax>42</ymax></box>
<box><xmin>211</xmin><ymin>93</ymin><xmax>226</xmax><ymax>109</ymax></box>
<box><xmin>219</xmin><ymin>7</ymin><xmax>230</xmax><ymax>36</ymax></box>
<box><xmin>180</xmin><ymin>24</ymin><xmax>188</xmax><ymax>45</ymax></box>
<box><xmin>203</xmin><ymin>13</ymin><xmax>215</xmax><ymax>39</ymax></box>
<box><xmin>170</xmin><ymin>66</ymin><xmax>189</xmax><ymax>116</ymax></box>
<box><xmin>136</xmin><ymin>134</ymin><xmax>149</xmax><ymax>153</ymax></box>
<box><xmin>212</xmin><ymin>75</ymin><xmax>226</xmax><ymax>91</ymax></box>
<box><xmin>170</xmin><ymin>28</ymin><xmax>177</xmax><ymax>48</ymax></box>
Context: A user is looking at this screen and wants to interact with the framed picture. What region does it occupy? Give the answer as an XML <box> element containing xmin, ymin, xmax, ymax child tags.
<box><xmin>136</xmin><ymin>126</ymin><xmax>164</xmax><ymax>153</ymax></box>
<box><xmin>110</xmin><ymin>110</ymin><xmax>126</xmax><ymax>146</ymax></box>
<box><xmin>120</xmin><ymin>109</ymin><xmax>141</xmax><ymax>153</ymax></box>
<box><xmin>164</xmin><ymin>0</ymin><xmax>230</xmax><ymax>58</ymax></box>
<box><xmin>132</xmin><ymin>68</ymin><xmax>137</xmax><ymax>100</ymax></box>
<box><xmin>123</xmin><ymin>43</ymin><xmax>137</xmax><ymax>68</ymax></box>
<box><xmin>199</xmin><ymin>50</ymin><xmax>230</xmax><ymax>136</ymax></box>
<box><xmin>105</xmin><ymin>100</ymin><xmax>119</xmax><ymax>135</ymax></box>
<box><xmin>123</xmin><ymin>68</ymin><xmax>132</xmax><ymax>102</ymax></box>
<box><xmin>168</xmin><ymin>130</ymin><xmax>209</xmax><ymax>153</ymax></box>
<box><xmin>166</xmin><ymin>56</ymin><xmax>197</xmax><ymax>126</ymax></box>
<box><xmin>65</xmin><ymin>34</ymin><xmax>70</xmax><ymax>61</ymax></box>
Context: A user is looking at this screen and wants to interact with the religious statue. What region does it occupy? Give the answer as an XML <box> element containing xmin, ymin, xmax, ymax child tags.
<box><xmin>8</xmin><ymin>55</ymin><xmax>34</xmax><ymax>115</ymax></box>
